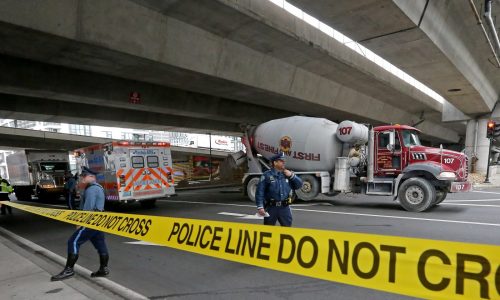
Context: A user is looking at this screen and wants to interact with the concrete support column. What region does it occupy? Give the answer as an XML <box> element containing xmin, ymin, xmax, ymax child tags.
<box><xmin>464</xmin><ymin>119</ymin><xmax>477</xmax><ymax>170</ymax></box>
<box><xmin>475</xmin><ymin>119</ymin><xmax>491</xmax><ymax>174</ymax></box>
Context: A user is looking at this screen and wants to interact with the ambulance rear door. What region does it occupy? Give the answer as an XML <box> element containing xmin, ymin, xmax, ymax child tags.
<box><xmin>129</xmin><ymin>147</ymin><xmax>165</xmax><ymax>200</ymax></box>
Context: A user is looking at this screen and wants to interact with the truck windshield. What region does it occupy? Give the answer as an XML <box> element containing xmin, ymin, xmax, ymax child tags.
<box><xmin>39</xmin><ymin>162</ymin><xmax>68</xmax><ymax>172</ymax></box>
<box><xmin>402</xmin><ymin>130</ymin><xmax>421</xmax><ymax>146</ymax></box>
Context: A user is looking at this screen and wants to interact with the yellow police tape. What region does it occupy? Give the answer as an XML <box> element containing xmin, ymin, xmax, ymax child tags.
<box><xmin>1</xmin><ymin>201</ymin><xmax>499</xmax><ymax>300</ymax></box>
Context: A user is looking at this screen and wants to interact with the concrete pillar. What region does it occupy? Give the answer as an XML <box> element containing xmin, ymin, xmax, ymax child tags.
<box><xmin>464</xmin><ymin>119</ymin><xmax>477</xmax><ymax>170</ymax></box>
<box><xmin>475</xmin><ymin>119</ymin><xmax>491</xmax><ymax>174</ymax></box>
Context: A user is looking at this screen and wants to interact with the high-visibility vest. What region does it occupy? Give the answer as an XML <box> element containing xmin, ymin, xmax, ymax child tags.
<box><xmin>0</xmin><ymin>181</ymin><xmax>13</xmax><ymax>193</ymax></box>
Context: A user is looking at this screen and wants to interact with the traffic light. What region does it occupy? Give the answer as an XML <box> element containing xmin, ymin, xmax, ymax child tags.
<box><xmin>495</xmin><ymin>123</ymin><xmax>500</xmax><ymax>138</ymax></box>
<box><xmin>487</xmin><ymin>120</ymin><xmax>496</xmax><ymax>138</ymax></box>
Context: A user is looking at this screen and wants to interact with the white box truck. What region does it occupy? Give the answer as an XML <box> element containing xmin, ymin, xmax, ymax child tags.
<box><xmin>7</xmin><ymin>150</ymin><xmax>70</xmax><ymax>201</ymax></box>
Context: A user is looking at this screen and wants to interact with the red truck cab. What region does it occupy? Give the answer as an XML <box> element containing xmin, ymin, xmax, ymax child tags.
<box><xmin>373</xmin><ymin>124</ymin><xmax>471</xmax><ymax>209</ymax></box>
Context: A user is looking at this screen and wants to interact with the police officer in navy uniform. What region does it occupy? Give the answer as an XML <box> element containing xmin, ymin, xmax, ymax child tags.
<box><xmin>256</xmin><ymin>153</ymin><xmax>303</xmax><ymax>226</ymax></box>
<box><xmin>51</xmin><ymin>167</ymin><xmax>110</xmax><ymax>281</ymax></box>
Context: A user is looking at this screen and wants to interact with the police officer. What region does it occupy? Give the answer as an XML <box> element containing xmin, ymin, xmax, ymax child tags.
<box><xmin>0</xmin><ymin>176</ymin><xmax>13</xmax><ymax>215</ymax></box>
<box><xmin>51</xmin><ymin>167</ymin><xmax>110</xmax><ymax>281</ymax></box>
<box><xmin>256</xmin><ymin>153</ymin><xmax>303</xmax><ymax>226</ymax></box>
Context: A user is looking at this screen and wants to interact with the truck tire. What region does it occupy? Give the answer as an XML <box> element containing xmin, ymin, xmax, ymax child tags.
<box><xmin>433</xmin><ymin>190</ymin><xmax>448</xmax><ymax>206</ymax></box>
<box><xmin>140</xmin><ymin>199</ymin><xmax>156</xmax><ymax>209</ymax></box>
<box><xmin>398</xmin><ymin>177</ymin><xmax>435</xmax><ymax>212</ymax></box>
<box><xmin>246</xmin><ymin>177</ymin><xmax>260</xmax><ymax>203</ymax></box>
<box><xmin>296</xmin><ymin>175</ymin><xmax>319</xmax><ymax>201</ymax></box>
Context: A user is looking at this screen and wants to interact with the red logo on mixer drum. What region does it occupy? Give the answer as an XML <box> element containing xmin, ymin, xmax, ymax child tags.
<box><xmin>280</xmin><ymin>136</ymin><xmax>292</xmax><ymax>152</ymax></box>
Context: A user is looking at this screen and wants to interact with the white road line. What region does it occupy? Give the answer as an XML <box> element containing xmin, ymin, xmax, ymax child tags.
<box><xmin>441</xmin><ymin>203</ymin><xmax>500</xmax><ymax>208</ymax></box>
<box><xmin>444</xmin><ymin>199</ymin><xmax>500</xmax><ymax>202</ymax></box>
<box><xmin>218</xmin><ymin>212</ymin><xmax>247</xmax><ymax>217</ymax></box>
<box><xmin>162</xmin><ymin>199</ymin><xmax>500</xmax><ymax>227</ymax></box>
<box><xmin>166</xmin><ymin>199</ymin><xmax>255</xmax><ymax>208</ymax></box>
<box><xmin>126</xmin><ymin>241</ymin><xmax>162</xmax><ymax>246</ymax></box>
<box><xmin>472</xmin><ymin>190</ymin><xmax>500</xmax><ymax>195</ymax></box>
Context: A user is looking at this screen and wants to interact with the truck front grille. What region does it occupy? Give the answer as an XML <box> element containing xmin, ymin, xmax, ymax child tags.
<box><xmin>54</xmin><ymin>176</ymin><xmax>65</xmax><ymax>187</ymax></box>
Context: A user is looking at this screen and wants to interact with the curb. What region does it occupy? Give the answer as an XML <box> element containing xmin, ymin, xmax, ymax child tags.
<box><xmin>0</xmin><ymin>226</ymin><xmax>148</xmax><ymax>300</ymax></box>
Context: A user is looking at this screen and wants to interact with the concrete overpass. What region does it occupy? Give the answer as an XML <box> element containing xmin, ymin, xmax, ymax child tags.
<box><xmin>0</xmin><ymin>126</ymin><xmax>232</xmax><ymax>158</ymax></box>
<box><xmin>288</xmin><ymin>0</ymin><xmax>499</xmax><ymax>119</ymax></box>
<box><xmin>0</xmin><ymin>0</ymin><xmax>461</xmax><ymax>143</ymax></box>
<box><xmin>286</xmin><ymin>0</ymin><xmax>500</xmax><ymax>172</ymax></box>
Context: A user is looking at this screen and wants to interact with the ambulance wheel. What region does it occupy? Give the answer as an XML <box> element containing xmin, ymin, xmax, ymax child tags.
<box><xmin>246</xmin><ymin>177</ymin><xmax>260</xmax><ymax>203</ymax></box>
<box><xmin>296</xmin><ymin>175</ymin><xmax>319</xmax><ymax>201</ymax></box>
<box><xmin>398</xmin><ymin>177</ymin><xmax>435</xmax><ymax>212</ymax></box>
<box><xmin>433</xmin><ymin>189</ymin><xmax>448</xmax><ymax>206</ymax></box>
<box><xmin>140</xmin><ymin>199</ymin><xmax>156</xmax><ymax>209</ymax></box>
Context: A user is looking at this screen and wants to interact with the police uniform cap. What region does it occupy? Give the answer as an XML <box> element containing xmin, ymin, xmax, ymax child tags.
<box><xmin>270</xmin><ymin>152</ymin><xmax>286</xmax><ymax>162</ymax></box>
<box><xmin>81</xmin><ymin>166</ymin><xmax>98</xmax><ymax>177</ymax></box>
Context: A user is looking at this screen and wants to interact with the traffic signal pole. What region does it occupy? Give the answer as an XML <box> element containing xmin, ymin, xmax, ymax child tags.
<box><xmin>484</xmin><ymin>137</ymin><xmax>492</xmax><ymax>183</ymax></box>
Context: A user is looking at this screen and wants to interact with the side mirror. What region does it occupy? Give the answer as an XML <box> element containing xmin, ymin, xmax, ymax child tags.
<box><xmin>387</xmin><ymin>131</ymin><xmax>396</xmax><ymax>152</ymax></box>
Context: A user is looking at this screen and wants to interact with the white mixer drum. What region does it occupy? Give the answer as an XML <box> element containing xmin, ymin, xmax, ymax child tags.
<box><xmin>252</xmin><ymin>116</ymin><xmax>343</xmax><ymax>171</ymax></box>
<box><xmin>336</xmin><ymin>120</ymin><xmax>369</xmax><ymax>145</ymax></box>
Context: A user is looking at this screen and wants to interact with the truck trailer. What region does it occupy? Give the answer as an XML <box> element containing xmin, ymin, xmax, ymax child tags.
<box><xmin>7</xmin><ymin>150</ymin><xmax>70</xmax><ymax>201</ymax></box>
<box><xmin>74</xmin><ymin>141</ymin><xmax>175</xmax><ymax>208</ymax></box>
<box><xmin>235</xmin><ymin>116</ymin><xmax>471</xmax><ymax>212</ymax></box>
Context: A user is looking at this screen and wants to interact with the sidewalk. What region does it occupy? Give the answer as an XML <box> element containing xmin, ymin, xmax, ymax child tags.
<box><xmin>472</xmin><ymin>171</ymin><xmax>500</xmax><ymax>189</ymax></box>
<box><xmin>0</xmin><ymin>225</ymin><xmax>147</xmax><ymax>300</ymax></box>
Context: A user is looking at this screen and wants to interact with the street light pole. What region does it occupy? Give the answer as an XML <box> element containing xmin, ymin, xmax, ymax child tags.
<box><xmin>208</xmin><ymin>132</ymin><xmax>212</xmax><ymax>182</ymax></box>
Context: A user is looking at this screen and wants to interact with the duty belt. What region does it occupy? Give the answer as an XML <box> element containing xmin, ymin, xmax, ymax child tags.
<box><xmin>267</xmin><ymin>199</ymin><xmax>289</xmax><ymax>207</ymax></box>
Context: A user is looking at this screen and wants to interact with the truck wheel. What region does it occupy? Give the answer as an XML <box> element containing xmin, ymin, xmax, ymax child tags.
<box><xmin>398</xmin><ymin>177</ymin><xmax>435</xmax><ymax>212</ymax></box>
<box><xmin>296</xmin><ymin>175</ymin><xmax>319</xmax><ymax>201</ymax></box>
<box><xmin>433</xmin><ymin>190</ymin><xmax>448</xmax><ymax>205</ymax></box>
<box><xmin>140</xmin><ymin>199</ymin><xmax>156</xmax><ymax>209</ymax></box>
<box><xmin>246</xmin><ymin>177</ymin><xmax>260</xmax><ymax>203</ymax></box>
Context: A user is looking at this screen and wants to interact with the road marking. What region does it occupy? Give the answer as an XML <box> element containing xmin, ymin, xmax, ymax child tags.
<box><xmin>239</xmin><ymin>214</ymin><xmax>264</xmax><ymax>220</ymax></box>
<box><xmin>126</xmin><ymin>241</ymin><xmax>162</xmax><ymax>246</ymax></box>
<box><xmin>162</xmin><ymin>199</ymin><xmax>500</xmax><ymax>227</ymax></box>
<box><xmin>219</xmin><ymin>212</ymin><xmax>264</xmax><ymax>220</ymax></box>
<box><xmin>444</xmin><ymin>199</ymin><xmax>500</xmax><ymax>202</ymax></box>
<box><xmin>441</xmin><ymin>203</ymin><xmax>500</xmax><ymax>208</ymax></box>
<box><xmin>472</xmin><ymin>190</ymin><xmax>500</xmax><ymax>195</ymax></box>
<box><xmin>217</xmin><ymin>212</ymin><xmax>247</xmax><ymax>217</ymax></box>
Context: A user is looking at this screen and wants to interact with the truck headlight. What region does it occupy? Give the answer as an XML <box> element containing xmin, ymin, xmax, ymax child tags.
<box><xmin>439</xmin><ymin>171</ymin><xmax>456</xmax><ymax>180</ymax></box>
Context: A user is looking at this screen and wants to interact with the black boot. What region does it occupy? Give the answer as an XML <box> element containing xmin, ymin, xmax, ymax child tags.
<box><xmin>91</xmin><ymin>254</ymin><xmax>109</xmax><ymax>277</ymax></box>
<box><xmin>51</xmin><ymin>254</ymin><xmax>78</xmax><ymax>281</ymax></box>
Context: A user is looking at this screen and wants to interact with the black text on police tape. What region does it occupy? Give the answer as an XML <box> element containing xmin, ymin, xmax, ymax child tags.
<box><xmin>65</xmin><ymin>211</ymin><xmax>152</xmax><ymax>236</ymax></box>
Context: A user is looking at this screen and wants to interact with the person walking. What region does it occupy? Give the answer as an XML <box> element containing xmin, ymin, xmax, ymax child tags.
<box><xmin>256</xmin><ymin>153</ymin><xmax>303</xmax><ymax>226</ymax></box>
<box><xmin>51</xmin><ymin>167</ymin><xmax>110</xmax><ymax>281</ymax></box>
<box><xmin>0</xmin><ymin>176</ymin><xmax>14</xmax><ymax>215</ymax></box>
<box><xmin>63</xmin><ymin>171</ymin><xmax>77</xmax><ymax>209</ymax></box>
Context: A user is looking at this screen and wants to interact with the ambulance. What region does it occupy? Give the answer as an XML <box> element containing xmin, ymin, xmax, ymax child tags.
<box><xmin>74</xmin><ymin>141</ymin><xmax>175</xmax><ymax>207</ymax></box>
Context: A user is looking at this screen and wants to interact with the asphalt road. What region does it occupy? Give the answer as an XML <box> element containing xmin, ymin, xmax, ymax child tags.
<box><xmin>1</xmin><ymin>187</ymin><xmax>500</xmax><ymax>299</ymax></box>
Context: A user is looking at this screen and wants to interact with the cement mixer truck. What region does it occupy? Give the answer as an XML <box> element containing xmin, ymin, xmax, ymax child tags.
<box><xmin>234</xmin><ymin>116</ymin><xmax>470</xmax><ymax>212</ymax></box>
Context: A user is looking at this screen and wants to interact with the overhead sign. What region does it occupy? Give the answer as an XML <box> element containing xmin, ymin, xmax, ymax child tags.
<box><xmin>1</xmin><ymin>201</ymin><xmax>499</xmax><ymax>300</ymax></box>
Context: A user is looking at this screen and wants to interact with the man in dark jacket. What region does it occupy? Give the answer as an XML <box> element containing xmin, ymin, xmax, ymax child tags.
<box><xmin>51</xmin><ymin>167</ymin><xmax>109</xmax><ymax>281</ymax></box>
<box><xmin>64</xmin><ymin>171</ymin><xmax>77</xmax><ymax>209</ymax></box>
<box><xmin>256</xmin><ymin>153</ymin><xmax>303</xmax><ymax>226</ymax></box>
